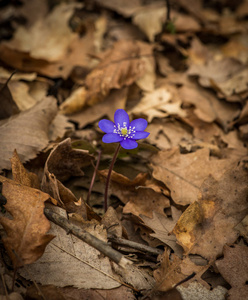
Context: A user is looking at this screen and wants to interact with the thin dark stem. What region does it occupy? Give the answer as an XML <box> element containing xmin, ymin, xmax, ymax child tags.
<box><xmin>165</xmin><ymin>0</ymin><xmax>171</xmax><ymax>22</ymax></box>
<box><xmin>86</xmin><ymin>149</ymin><xmax>102</xmax><ymax>204</ymax></box>
<box><xmin>104</xmin><ymin>144</ymin><xmax>121</xmax><ymax>212</ymax></box>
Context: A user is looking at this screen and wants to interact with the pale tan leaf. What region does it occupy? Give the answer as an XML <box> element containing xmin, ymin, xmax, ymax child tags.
<box><xmin>4</xmin><ymin>3</ymin><xmax>83</xmax><ymax>61</ymax></box>
<box><xmin>133</xmin><ymin>5</ymin><xmax>166</xmax><ymax>42</ymax></box>
<box><xmin>19</xmin><ymin>207</ymin><xmax>120</xmax><ymax>289</ymax></box>
<box><xmin>60</xmin><ymin>87</ymin><xmax>87</xmax><ymax>115</ymax></box>
<box><xmin>8</xmin><ymin>81</ymin><xmax>38</xmax><ymax>111</ymax></box>
<box><xmin>0</xmin><ymin>97</ymin><xmax>57</xmax><ymax>170</ymax></box>
<box><xmin>129</xmin><ymin>87</ymin><xmax>186</xmax><ymax>122</ymax></box>
<box><xmin>69</xmin><ymin>88</ymin><xmax>127</xmax><ymax>128</ymax></box>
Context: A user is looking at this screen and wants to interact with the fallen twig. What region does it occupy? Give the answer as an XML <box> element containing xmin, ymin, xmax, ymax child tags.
<box><xmin>109</xmin><ymin>236</ymin><xmax>163</xmax><ymax>256</ymax></box>
<box><xmin>44</xmin><ymin>207</ymin><xmax>132</xmax><ymax>268</ymax></box>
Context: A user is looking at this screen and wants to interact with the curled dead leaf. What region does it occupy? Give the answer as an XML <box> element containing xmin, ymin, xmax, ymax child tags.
<box><xmin>0</xmin><ymin>176</ymin><xmax>54</xmax><ymax>268</ymax></box>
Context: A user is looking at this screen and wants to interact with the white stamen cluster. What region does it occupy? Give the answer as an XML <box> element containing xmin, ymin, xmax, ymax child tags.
<box><xmin>113</xmin><ymin>122</ymin><xmax>136</xmax><ymax>140</ymax></box>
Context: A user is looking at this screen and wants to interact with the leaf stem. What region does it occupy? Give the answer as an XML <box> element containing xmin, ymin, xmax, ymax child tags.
<box><xmin>104</xmin><ymin>144</ymin><xmax>121</xmax><ymax>212</ymax></box>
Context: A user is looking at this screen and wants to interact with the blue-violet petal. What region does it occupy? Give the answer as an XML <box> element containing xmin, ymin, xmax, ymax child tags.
<box><xmin>120</xmin><ymin>139</ymin><xmax>138</xmax><ymax>149</ymax></box>
<box><xmin>114</xmin><ymin>109</ymin><xmax>129</xmax><ymax>127</ymax></box>
<box><xmin>99</xmin><ymin>119</ymin><xmax>115</xmax><ymax>133</ymax></box>
<box><xmin>133</xmin><ymin>131</ymin><xmax>150</xmax><ymax>140</ymax></box>
<box><xmin>130</xmin><ymin>118</ymin><xmax>148</xmax><ymax>131</ymax></box>
<box><xmin>102</xmin><ymin>133</ymin><xmax>123</xmax><ymax>143</ymax></box>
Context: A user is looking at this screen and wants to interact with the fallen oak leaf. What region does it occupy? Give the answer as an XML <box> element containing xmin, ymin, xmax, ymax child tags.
<box><xmin>140</xmin><ymin>207</ymin><xmax>183</xmax><ymax>255</ymax></box>
<box><xmin>173</xmin><ymin>160</ymin><xmax>248</xmax><ymax>260</ymax></box>
<box><xmin>150</xmin><ymin>147</ymin><xmax>236</xmax><ymax>206</ymax></box>
<box><xmin>11</xmin><ymin>149</ymin><xmax>40</xmax><ymax>189</ymax></box>
<box><xmin>215</xmin><ymin>245</ymin><xmax>248</xmax><ymax>300</ymax></box>
<box><xmin>154</xmin><ymin>251</ymin><xmax>209</xmax><ymax>292</ymax></box>
<box><xmin>0</xmin><ymin>176</ymin><xmax>54</xmax><ymax>268</ymax></box>
<box><xmin>129</xmin><ymin>87</ymin><xmax>186</xmax><ymax>123</ymax></box>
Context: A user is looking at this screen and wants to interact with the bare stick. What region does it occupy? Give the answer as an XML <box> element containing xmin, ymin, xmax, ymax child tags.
<box><xmin>44</xmin><ymin>207</ymin><xmax>131</xmax><ymax>268</ymax></box>
<box><xmin>109</xmin><ymin>237</ymin><xmax>163</xmax><ymax>256</ymax></box>
<box><xmin>104</xmin><ymin>144</ymin><xmax>121</xmax><ymax>212</ymax></box>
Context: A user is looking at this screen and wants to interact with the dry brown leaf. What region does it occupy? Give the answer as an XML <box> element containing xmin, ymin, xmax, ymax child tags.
<box><xmin>123</xmin><ymin>187</ymin><xmax>170</xmax><ymax>218</ymax></box>
<box><xmin>19</xmin><ymin>207</ymin><xmax>120</xmax><ymax>289</ymax></box>
<box><xmin>0</xmin><ymin>97</ymin><xmax>57</xmax><ymax>170</ymax></box>
<box><xmin>215</xmin><ymin>245</ymin><xmax>248</xmax><ymax>300</ymax></box>
<box><xmin>221</xmin><ymin>34</ymin><xmax>248</xmax><ymax>64</ymax></box>
<box><xmin>43</xmin><ymin>138</ymin><xmax>93</xmax><ymax>182</ymax></box>
<box><xmin>179</xmin><ymin>84</ymin><xmax>240</xmax><ymax>127</ymax></box>
<box><xmin>48</xmin><ymin>114</ymin><xmax>74</xmax><ymax>142</ymax></box>
<box><xmin>59</xmin><ymin>87</ymin><xmax>87</xmax><ymax>115</ymax></box>
<box><xmin>0</xmin><ymin>67</ymin><xmax>37</xmax><ymax>82</ymax></box>
<box><xmin>130</xmin><ymin>87</ymin><xmax>186</xmax><ymax>122</ymax></box>
<box><xmin>69</xmin><ymin>88</ymin><xmax>127</xmax><ymax>128</ymax></box>
<box><xmin>0</xmin><ymin>176</ymin><xmax>54</xmax><ymax>268</ymax></box>
<box><xmin>212</xmin><ymin>68</ymin><xmax>248</xmax><ymax>97</ymax></box>
<box><xmin>101</xmin><ymin>206</ymin><xmax>123</xmax><ymax>238</ymax></box>
<box><xmin>93</xmin><ymin>0</ymin><xmax>142</xmax><ymax>17</ymax></box>
<box><xmin>173</xmin><ymin>161</ymin><xmax>248</xmax><ymax>260</ymax></box>
<box><xmin>99</xmin><ymin>169</ymin><xmax>148</xmax><ymax>187</ymax></box>
<box><xmin>0</xmin><ymin>79</ymin><xmax>20</xmax><ymax>120</ymax></box>
<box><xmin>27</xmin><ymin>285</ymin><xmax>135</xmax><ymax>300</ymax></box>
<box><xmin>177</xmin><ymin>282</ymin><xmax>227</xmax><ymax>300</ymax></box>
<box><xmin>150</xmin><ymin>147</ymin><xmax>236</xmax><ymax>206</ymax></box>
<box><xmin>4</xmin><ymin>3</ymin><xmax>82</xmax><ymax>61</ymax></box>
<box><xmin>0</xmin><ymin>292</ymin><xmax>24</xmax><ymax>300</ymax></box>
<box><xmin>11</xmin><ymin>150</ymin><xmax>40</xmax><ymax>189</ymax></box>
<box><xmin>8</xmin><ymin>81</ymin><xmax>38</xmax><ymax>111</ymax></box>
<box><xmin>99</xmin><ymin>170</ymin><xmax>170</xmax><ymax>218</ymax></box>
<box><xmin>146</xmin><ymin>120</ymin><xmax>192</xmax><ymax>150</ymax></box>
<box><xmin>85</xmin><ymin>40</ymin><xmax>149</xmax><ymax>104</ymax></box>
<box><xmin>41</xmin><ymin>138</ymin><xmax>93</xmax><ymax>213</ymax></box>
<box><xmin>154</xmin><ymin>252</ymin><xmax>208</xmax><ymax>292</ymax></box>
<box><xmin>0</xmin><ymin>26</ymin><xmax>95</xmax><ymax>79</ymax></box>
<box><xmin>133</xmin><ymin>4</ymin><xmax>166</xmax><ymax>42</ymax></box>
<box><xmin>171</xmin><ymin>10</ymin><xmax>201</xmax><ymax>32</ymax></box>
<box><xmin>140</xmin><ymin>207</ymin><xmax>182</xmax><ymax>255</ymax></box>
<box><xmin>187</xmin><ymin>58</ymin><xmax>243</xmax><ymax>91</ymax></box>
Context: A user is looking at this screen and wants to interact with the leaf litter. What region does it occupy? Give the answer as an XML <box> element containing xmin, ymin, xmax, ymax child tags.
<box><xmin>0</xmin><ymin>0</ymin><xmax>248</xmax><ymax>299</ymax></box>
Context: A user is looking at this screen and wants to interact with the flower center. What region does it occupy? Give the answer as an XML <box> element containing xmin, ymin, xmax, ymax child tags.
<box><xmin>113</xmin><ymin>123</ymin><xmax>136</xmax><ymax>140</ymax></box>
<box><xmin>121</xmin><ymin>128</ymin><xmax>128</xmax><ymax>135</ymax></box>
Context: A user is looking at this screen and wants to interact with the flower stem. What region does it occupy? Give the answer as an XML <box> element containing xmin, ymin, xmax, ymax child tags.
<box><xmin>104</xmin><ymin>144</ymin><xmax>121</xmax><ymax>212</ymax></box>
<box><xmin>86</xmin><ymin>149</ymin><xmax>102</xmax><ymax>205</ymax></box>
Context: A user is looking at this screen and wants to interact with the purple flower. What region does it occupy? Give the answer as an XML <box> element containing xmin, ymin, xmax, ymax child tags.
<box><xmin>99</xmin><ymin>109</ymin><xmax>150</xmax><ymax>150</ymax></box>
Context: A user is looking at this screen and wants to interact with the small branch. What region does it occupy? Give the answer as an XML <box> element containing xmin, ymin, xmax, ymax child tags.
<box><xmin>104</xmin><ymin>144</ymin><xmax>121</xmax><ymax>212</ymax></box>
<box><xmin>109</xmin><ymin>237</ymin><xmax>163</xmax><ymax>256</ymax></box>
<box><xmin>44</xmin><ymin>207</ymin><xmax>131</xmax><ymax>268</ymax></box>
